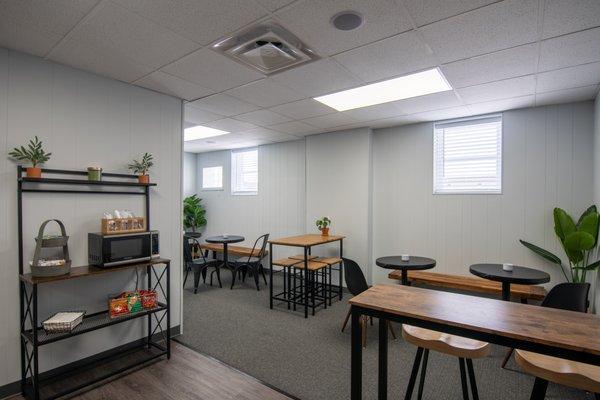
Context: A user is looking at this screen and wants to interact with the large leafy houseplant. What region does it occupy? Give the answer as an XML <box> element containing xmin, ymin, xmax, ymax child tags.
<box><xmin>520</xmin><ymin>206</ymin><xmax>600</xmax><ymax>283</ymax></box>
<box><xmin>183</xmin><ymin>195</ymin><xmax>207</xmax><ymax>233</ymax></box>
<box><xmin>8</xmin><ymin>136</ymin><xmax>52</xmax><ymax>178</ymax></box>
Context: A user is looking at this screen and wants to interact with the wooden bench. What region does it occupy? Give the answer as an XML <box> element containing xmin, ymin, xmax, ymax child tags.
<box><xmin>199</xmin><ymin>243</ymin><xmax>268</xmax><ymax>258</ymax></box>
<box><xmin>388</xmin><ymin>270</ymin><xmax>547</xmax><ymax>302</ymax></box>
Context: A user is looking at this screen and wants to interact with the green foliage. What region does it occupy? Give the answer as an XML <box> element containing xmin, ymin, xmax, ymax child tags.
<box><xmin>520</xmin><ymin>205</ymin><xmax>600</xmax><ymax>283</ymax></box>
<box><xmin>183</xmin><ymin>195</ymin><xmax>206</xmax><ymax>232</ymax></box>
<box><xmin>315</xmin><ymin>216</ymin><xmax>331</xmax><ymax>230</ymax></box>
<box><xmin>128</xmin><ymin>153</ymin><xmax>154</xmax><ymax>175</ymax></box>
<box><xmin>8</xmin><ymin>136</ymin><xmax>51</xmax><ymax>167</ymax></box>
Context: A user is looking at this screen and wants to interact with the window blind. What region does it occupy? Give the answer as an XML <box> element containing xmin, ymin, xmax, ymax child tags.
<box><xmin>433</xmin><ymin>115</ymin><xmax>502</xmax><ymax>194</ymax></box>
<box><xmin>202</xmin><ymin>166</ymin><xmax>222</xmax><ymax>189</ymax></box>
<box><xmin>231</xmin><ymin>148</ymin><xmax>258</xmax><ymax>194</ymax></box>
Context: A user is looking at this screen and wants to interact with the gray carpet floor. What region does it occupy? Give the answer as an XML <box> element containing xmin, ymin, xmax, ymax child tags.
<box><xmin>179</xmin><ymin>273</ymin><xmax>590</xmax><ymax>400</ymax></box>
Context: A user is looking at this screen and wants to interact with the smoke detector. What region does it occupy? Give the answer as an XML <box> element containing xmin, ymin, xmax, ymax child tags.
<box><xmin>210</xmin><ymin>21</ymin><xmax>318</xmax><ymax>75</ymax></box>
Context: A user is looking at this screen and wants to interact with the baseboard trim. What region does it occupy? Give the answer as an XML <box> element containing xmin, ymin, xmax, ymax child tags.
<box><xmin>0</xmin><ymin>325</ymin><xmax>181</xmax><ymax>400</ymax></box>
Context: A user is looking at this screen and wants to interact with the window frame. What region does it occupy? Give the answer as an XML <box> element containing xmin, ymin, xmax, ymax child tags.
<box><xmin>432</xmin><ymin>114</ymin><xmax>503</xmax><ymax>195</ymax></box>
<box><xmin>231</xmin><ymin>147</ymin><xmax>258</xmax><ymax>196</ymax></box>
<box><xmin>201</xmin><ymin>165</ymin><xmax>223</xmax><ymax>191</ymax></box>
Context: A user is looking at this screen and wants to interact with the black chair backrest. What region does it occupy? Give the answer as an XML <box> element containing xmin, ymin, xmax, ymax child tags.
<box><xmin>244</xmin><ymin>233</ymin><xmax>269</xmax><ymax>263</ymax></box>
<box><xmin>342</xmin><ymin>258</ymin><xmax>369</xmax><ymax>297</ymax></box>
<box><xmin>183</xmin><ymin>236</ymin><xmax>207</xmax><ymax>266</ymax></box>
<box><xmin>541</xmin><ymin>282</ymin><xmax>590</xmax><ymax>312</ymax></box>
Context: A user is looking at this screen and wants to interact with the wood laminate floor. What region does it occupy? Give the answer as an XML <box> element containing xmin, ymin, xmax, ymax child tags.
<box><xmin>11</xmin><ymin>341</ymin><xmax>292</xmax><ymax>400</ymax></box>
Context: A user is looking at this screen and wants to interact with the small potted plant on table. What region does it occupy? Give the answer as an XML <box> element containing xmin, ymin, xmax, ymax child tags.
<box><xmin>8</xmin><ymin>136</ymin><xmax>52</xmax><ymax>178</ymax></box>
<box><xmin>128</xmin><ymin>153</ymin><xmax>154</xmax><ymax>184</ymax></box>
<box><xmin>316</xmin><ymin>217</ymin><xmax>331</xmax><ymax>236</ymax></box>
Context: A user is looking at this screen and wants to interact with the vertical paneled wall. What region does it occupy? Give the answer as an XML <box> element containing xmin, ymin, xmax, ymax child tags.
<box><xmin>196</xmin><ymin>140</ymin><xmax>306</xmax><ymax>258</ymax></box>
<box><xmin>183</xmin><ymin>152</ymin><xmax>197</xmax><ymax>198</ymax></box>
<box><xmin>372</xmin><ymin>102</ymin><xmax>595</xmax><ymax>286</ymax></box>
<box><xmin>594</xmin><ymin>93</ymin><xmax>600</xmax><ymax>311</ymax></box>
<box><xmin>0</xmin><ymin>50</ymin><xmax>182</xmax><ymax>386</ymax></box>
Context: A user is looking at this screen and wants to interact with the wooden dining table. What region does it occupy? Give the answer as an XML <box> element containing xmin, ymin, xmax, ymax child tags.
<box><xmin>349</xmin><ymin>284</ymin><xmax>600</xmax><ymax>400</ymax></box>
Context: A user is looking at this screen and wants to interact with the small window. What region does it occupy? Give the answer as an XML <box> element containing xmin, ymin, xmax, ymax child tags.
<box><xmin>231</xmin><ymin>148</ymin><xmax>258</xmax><ymax>195</ymax></box>
<box><xmin>202</xmin><ymin>166</ymin><xmax>223</xmax><ymax>190</ymax></box>
<box><xmin>433</xmin><ymin>115</ymin><xmax>502</xmax><ymax>194</ymax></box>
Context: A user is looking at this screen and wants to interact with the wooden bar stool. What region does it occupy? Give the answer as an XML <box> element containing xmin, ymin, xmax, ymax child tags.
<box><xmin>402</xmin><ymin>325</ymin><xmax>490</xmax><ymax>400</ymax></box>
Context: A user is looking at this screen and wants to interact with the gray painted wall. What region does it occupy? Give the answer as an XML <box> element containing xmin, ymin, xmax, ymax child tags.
<box><xmin>183</xmin><ymin>152</ymin><xmax>197</xmax><ymax>198</ymax></box>
<box><xmin>595</xmin><ymin>93</ymin><xmax>600</xmax><ymax>312</ymax></box>
<box><xmin>0</xmin><ymin>49</ymin><xmax>182</xmax><ymax>386</ymax></box>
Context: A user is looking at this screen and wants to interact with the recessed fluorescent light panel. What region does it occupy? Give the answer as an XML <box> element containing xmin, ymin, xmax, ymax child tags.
<box><xmin>314</xmin><ymin>68</ymin><xmax>452</xmax><ymax>111</ymax></box>
<box><xmin>184</xmin><ymin>125</ymin><xmax>229</xmax><ymax>141</ymax></box>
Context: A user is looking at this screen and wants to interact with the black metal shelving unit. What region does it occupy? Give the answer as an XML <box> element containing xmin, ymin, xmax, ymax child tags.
<box><xmin>17</xmin><ymin>166</ymin><xmax>170</xmax><ymax>400</ymax></box>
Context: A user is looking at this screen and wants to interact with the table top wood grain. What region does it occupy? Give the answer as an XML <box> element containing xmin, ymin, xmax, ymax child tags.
<box><xmin>268</xmin><ymin>234</ymin><xmax>345</xmax><ymax>247</ymax></box>
<box><xmin>349</xmin><ymin>284</ymin><xmax>600</xmax><ymax>358</ymax></box>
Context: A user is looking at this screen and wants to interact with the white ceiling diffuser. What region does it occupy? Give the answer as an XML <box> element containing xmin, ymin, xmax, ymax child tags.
<box><xmin>210</xmin><ymin>21</ymin><xmax>318</xmax><ymax>75</ymax></box>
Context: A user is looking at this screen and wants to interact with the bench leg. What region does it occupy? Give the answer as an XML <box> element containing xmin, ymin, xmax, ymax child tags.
<box><xmin>501</xmin><ymin>348</ymin><xmax>514</xmax><ymax>369</ymax></box>
<box><xmin>341</xmin><ymin>307</ymin><xmax>351</xmax><ymax>332</ymax></box>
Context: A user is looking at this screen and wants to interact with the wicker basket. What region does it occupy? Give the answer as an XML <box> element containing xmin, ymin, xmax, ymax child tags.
<box><xmin>43</xmin><ymin>311</ymin><xmax>85</xmax><ymax>333</ymax></box>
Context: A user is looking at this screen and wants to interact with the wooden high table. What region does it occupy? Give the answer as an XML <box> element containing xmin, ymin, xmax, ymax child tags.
<box><xmin>349</xmin><ymin>284</ymin><xmax>600</xmax><ymax>400</ymax></box>
<box><xmin>268</xmin><ymin>234</ymin><xmax>345</xmax><ymax>318</ymax></box>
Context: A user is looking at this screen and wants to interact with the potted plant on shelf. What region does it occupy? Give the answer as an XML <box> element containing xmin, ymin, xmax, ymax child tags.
<box><xmin>520</xmin><ymin>206</ymin><xmax>600</xmax><ymax>284</ymax></box>
<box><xmin>8</xmin><ymin>136</ymin><xmax>52</xmax><ymax>178</ymax></box>
<box><xmin>316</xmin><ymin>217</ymin><xmax>331</xmax><ymax>236</ymax></box>
<box><xmin>183</xmin><ymin>195</ymin><xmax>207</xmax><ymax>237</ymax></box>
<box><xmin>128</xmin><ymin>153</ymin><xmax>154</xmax><ymax>184</ymax></box>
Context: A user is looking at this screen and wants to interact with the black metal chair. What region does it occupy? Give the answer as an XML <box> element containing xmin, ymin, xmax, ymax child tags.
<box><xmin>515</xmin><ymin>283</ymin><xmax>597</xmax><ymax>400</ymax></box>
<box><xmin>229</xmin><ymin>233</ymin><xmax>269</xmax><ymax>290</ymax></box>
<box><xmin>341</xmin><ymin>258</ymin><xmax>396</xmax><ymax>347</ymax></box>
<box><xmin>183</xmin><ymin>236</ymin><xmax>221</xmax><ymax>293</ymax></box>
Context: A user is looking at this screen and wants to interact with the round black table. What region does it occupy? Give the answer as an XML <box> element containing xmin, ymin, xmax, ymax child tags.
<box><xmin>376</xmin><ymin>256</ymin><xmax>436</xmax><ymax>285</ymax></box>
<box><xmin>205</xmin><ymin>235</ymin><xmax>244</xmax><ymax>269</ymax></box>
<box><xmin>469</xmin><ymin>263</ymin><xmax>550</xmax><ymax>301</ymax></box>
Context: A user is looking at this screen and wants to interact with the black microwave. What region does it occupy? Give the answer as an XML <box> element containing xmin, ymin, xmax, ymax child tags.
<box><xmin>88</xmin><ymin>231</ymin><xmax>159</xmax><ymax>267</ymax></box>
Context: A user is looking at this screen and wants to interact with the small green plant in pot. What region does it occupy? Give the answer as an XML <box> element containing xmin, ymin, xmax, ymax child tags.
<box><xmin>8</xmin><ymin>136</ymin><xmax>52</xmax><ymax>178</ymax></box>
<box><xmin>316</xmin><ymin>217</ymin><xmax>331</xmax><ymax>236</ymax></box>
<box><xmin>128</xmin><ymin>153</ymin><xmax>154</xmax><ymax>184</ymax></box>
<box><xmin>183</xmin><ymin>195</ymin><xmax>207</xmax><ymax>233</ymax></box>
<box><xmin>520</xmin><ymin>206</ymin><xmax>600</xmax><ymax>283</ymax></box>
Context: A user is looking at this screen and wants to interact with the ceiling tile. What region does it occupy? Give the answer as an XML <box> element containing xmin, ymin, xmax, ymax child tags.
<box><xmin>225</xmin><ymin>78</ymin><xmax>304</xmax><ymax>108</ymax></box>
<box><xmin>234</xmin><ymin>109</ymin><xmax>291</xmax><ymax>125</ymax></box>
<box><xmin>536</xmin><ymin>62</ymin><xmax>600</xmax><ymax>93</ymax></box>
<box><xmin>457</xmin><ymin>75</ymin><xmax>536</xmax><ymax>104</ymax></box>
<box><xmin>268</xmin><ymin>121</ymin><xmax>316</xmax><ymax>135</ymax></box>
<box><xmin>419</xmin><ymin>0</ymin><xmax>538</xmax><ymax>63</ymax></box>
<box><xmin>162</xmin><ymin>48</ymin><xmax>264</xmax><ymax>92</ymax></box>
<box><xmin>254</xmin><ymin>0</ymin><xmax>296</xmax><ymax>12</ymax></box>
<box><xmin>409</xmin><ymin>105</ymin><xmax>473</xmax><ymax>122</ymax></box>
<box><xmin>184</xmin><ymin>104</ymin><xmax>224</xmax><ymax>124</ymax></box>
<box><xmin>542</xmin><ymin>0</ymin><xmax>600</xmax><ymax>39</ymax></box>
<box><xmin>269</xmin><ymin>99</ymin><xmax>336</xmax><ymax>119</ymax></box>
<box><xmin>392</xmin><ymin>91</ymin><xmax>464</xmax><ymax>114</ymax></box>
<box><xmin>333</xmin><ymin>31</ymin><xmax>437</xmax><ymax>82</ymax></box>
<box><xmin>341</xmin><ymin>102</ymin><xmax>402</xmax><ymax>121</ymax></box>
<box><xmin>441</xmin><ymin>43</ymin><xmax>538</xmax><ymax>88</ymax></box>
<box><xmin>404</xmin><ymin>0</ymin><xmax>499</xmax><ymax>27</ymax></box>
<box><xmin>535</xmin><ymin>85</ymin><xmax>599</xmax><ymax>106</ymax></box>
<box><xmin>275</xmin><ymin>0</ymin><xmax>413</xmax><ymax>56</ymax></box>
<box><xmin>206</xmin><ymin>118</ymin><xmax>258</xmax><ymax>132</ymax></box>
<box><xmin>538</xmin><ymin>27</ymin><xmax>600</xmax><ymax>72</ymax></box>
<box><xmin>0</xmin><ymin>0</ymin><xmax>99</xmax><ymax>57</ymax></box>
<box><xmin>271</xmin><ymin>59</ymin><xmax>362</xmax><ymax>97</ymax></box>
<box><xmin>237</xmin><ymin>127</ymin><xmax>289</xmax><ymax>140</ymax></box>
<box><xmin>48</xmin><ymin>1</ymin><xmax>199</xmax><ymax>83</ymax></box>
<box><xmin>467</xmin><ymin>95</ymin><xmax>535</xmax><ymax>115</ymax></box>
<box><xmin>188</xmin><ymin>93</ymin><xmax>260</xmax><ymax>116</ymax></box>
<box><xmin>302</xmin><ymin>113</ymin><xmax>358</xmax><ymax>129</ymax></box>
<box><xmin>112</xmin><ymin>0</ymin><xmax>267</xmax><ymax>45</ymax></box>
<box><xmin>135</xmin><ymin>71</ymin><xmax>214</xmax><ymax>100</ymax></box>
<box><xmin>368</xmin><ymin>115</ymin><xmax>424</xmax><ymax>129</ymax></box>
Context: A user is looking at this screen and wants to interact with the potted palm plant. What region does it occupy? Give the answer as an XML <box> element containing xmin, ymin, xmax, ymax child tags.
<box><xmin>520</xmin><ymin>206</ymin><xmax>600</xmax><ymax>283</ymax></box>
<box><xmin>8</xmin><ymin>136</ymin><xmax>52</xmax><ymax>178</ymax></box>
<box><xmin>183</xmin><ymin>195</ymin><xmax>207</xmax><ymax>236</ymax></box>
<box><xmin>128</xmin><ymin>153</ymin><xmax>154</xmax><ymax>184</ymax></box>
<box><xmin>316</xmin><ymin>217</ymin><xmax>331</xmax><ymax>236</ymax></box>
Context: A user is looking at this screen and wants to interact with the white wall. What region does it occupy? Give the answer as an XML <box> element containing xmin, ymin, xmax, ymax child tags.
<box><xmin>305</xmin><ymin>128</ymin><xmax>373</xmax><ymax>282</ymax></box>
<box><xmin>196</xmin><ymin>140</ymin><xmax>306</xmax><ymax>258</ymax></box>
<box><xmin>372</xmin><ymin>102</ymin><xmax>595</xmax><ymax>286</ymax></box>
<box><xmin>594</xmin><ymin>93</ymin><xmax>600</xmax><ymax>311</ymax></box>
<box><xmin>0</xmin><ymin>49</ymin><xmax>182</xmax><ymax>386</ymax></box>
<box><xmin>183</xmin><ymin>152</ymin><xmax>197</xmax><ymax>198</ymax></box>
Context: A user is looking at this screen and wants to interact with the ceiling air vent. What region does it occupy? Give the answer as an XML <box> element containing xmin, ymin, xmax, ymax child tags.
<box><xmin>210</xmin><ymin>21</ymin><xmax>318</xmax><ymax>75</ymax></box>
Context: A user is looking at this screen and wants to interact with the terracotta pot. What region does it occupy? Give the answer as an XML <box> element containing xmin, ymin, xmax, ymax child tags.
<box><xmin>26</xmin><ymin>167</ymin><xmax>42</xmax><ymax>178</ymax></box>
<box><xmin>320</xmin><ymin>227</ymin><xmax>329</xmax><ymax>236</ymax></box>
<box><xmin>138</xmin><ymin>174</ymin><xmax>150</xmax><ymax>184</ymax></box>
